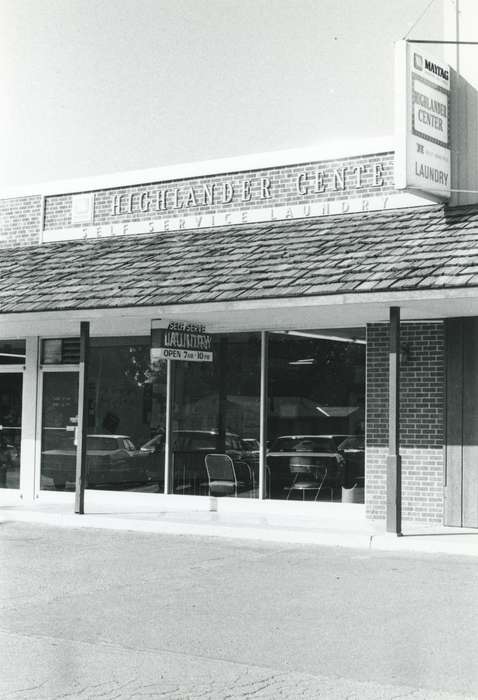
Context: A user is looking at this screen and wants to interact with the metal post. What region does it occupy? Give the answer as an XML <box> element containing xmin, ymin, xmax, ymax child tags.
<box><xmin>75</xmin><ymin>321</ymin><xmax>89</xmax><ymax>514</ymax></box>
<box><xmin>259</xmin><ymin>331</ymin><xmax>269</xmax><ymax>500</ymax></box>
<box><xmin>217</xmin><ymin>337</ymin><xmax>227</xmax><ymax>453</ymax></box>
<box><xmin>386</xmin><ymin>307</ymin><xmax>402</xmax><ymax>535</ymax></box>
<box><xmin>164</xmin><ymin>359</ymin><xmax>172</xmax><ymax>494</ymax></box>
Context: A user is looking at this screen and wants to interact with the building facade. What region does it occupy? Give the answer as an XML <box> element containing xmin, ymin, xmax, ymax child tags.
<box><xmin>0</xmin><ymin>141</ymin><xmax>477</xmax><ymax>529</ymax></box>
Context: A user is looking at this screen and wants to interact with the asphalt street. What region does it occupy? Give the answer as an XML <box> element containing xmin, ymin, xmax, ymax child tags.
<box><xmin>0</xmin><ymin>521</ymin><xmax>477</xmax><ymax>699</ymax></box>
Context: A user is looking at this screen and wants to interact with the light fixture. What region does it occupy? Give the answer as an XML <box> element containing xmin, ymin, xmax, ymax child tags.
<box><xmin>400</xmin><ymin>343</ymin><xmax>411</xmax><ymax>365</ymax></box>
<box><xmin>274</xmin><ymin>330</ymin><xmax>366</xmax><ymax>345</ymax></box>
<box><xmin>288</xmin><ymin>358</ymin><xmax>316</xmax><ymax>366</ymax></box>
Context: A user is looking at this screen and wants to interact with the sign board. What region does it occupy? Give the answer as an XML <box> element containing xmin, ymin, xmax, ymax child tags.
<box><xmin>151</xmin><ymin>320</ymin><xmax>213</xmax><ymax>363</ymax></box>
<box><xmin>394</xmin><ymin>40</ymin><xmax>451</xmax><ymax>199</ymax></box>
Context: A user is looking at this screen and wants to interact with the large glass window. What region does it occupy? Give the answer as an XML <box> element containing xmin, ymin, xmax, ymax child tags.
<box><xmin>40</xmin><ymin>338</ymin><xmax>167</xmax><ymax>492</ymax></box>
<box><xmin>38</xmin><ymin>329</ymin><xmax>365</xmax><ymax>504</ymax></box>
<box><xmin>171</xmin><ymin>333</ymin><xmax>260</xmax><ymax>497</ymax></box>
<box><xmin>267</xmin><ymin>330</ymin><xmax>365</xmax><ymax>502</ymax></box>
<box><xmin>0</xmin><ymin>372</ymin><xmax>22</xmax><ymax>489</ymax></box>
<box><xmin>40</xmin><ymin>371</ymin><xmax>79</xmax><ymax>490</ymax></box>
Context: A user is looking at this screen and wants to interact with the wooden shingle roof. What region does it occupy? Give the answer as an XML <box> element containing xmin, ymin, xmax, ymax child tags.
<box><xmin>2</xmin><ymin>203</ymin><xmax>478</xmax><ymax>314</ymax></box>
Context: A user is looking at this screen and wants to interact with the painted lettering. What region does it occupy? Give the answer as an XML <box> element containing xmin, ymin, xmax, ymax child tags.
<box><xmin>154</xmin><ymin>190</ymin><xmax>167</xmax><ymax>211</ymax></box>
<box><xmin>354</xmin><ymin>165</ymin><xmax>366</xmax><ymax>188</ymax></box>
<box><xmin>296</xmin><ymin>173</ymin><xmax>309</xmax><ymax>195</ymax></box>
<box><xmin>241</xmin><ymin>180</ymin><xmax>252</xmax><ymax>201</ymax></box>
<box><xmin>184</xmin><ymin>187</ymin><xmax>198</xmax><ymax>207</ymax></box>
<box><xmin>260</xmin><ymin>177</ymin><xmax>272</xmax><ymax>199</ymax></box>
<box><xmin>203</xmin><ymin>184</ymin><xmax>214</xmax><ymax>205</ymax></box>
<box><xmin>222</xmin><ymin>182</ymin><xmax>234</xmax><ymax>204</ymax></box>
<box><xmin>373</xmin><ymin>163</ymin><xmax>384</xmax><ymax>187</ymax></box>
<box><xmin>333</xmin><ymin>168</ymin><xmax>347</xmax><ymax>191</ymax></box>
<box><xmin>139</xmin><ymin>192</ymin><xmax>150</xmax><ymax>212</ymax></box>
<box><xmin>172</xmin><ymin>189</ymin><xmax>181</xmax><ymax>209</ymax></box>
<box><xmin>111</xmin><ymin>194</ymin><xmax>122</xmax><ymax>215</ymax></box>
<box><xmin>314</xmin><ymin>171</ymin><xmax>325</xmax><ymax>193</ymax></box>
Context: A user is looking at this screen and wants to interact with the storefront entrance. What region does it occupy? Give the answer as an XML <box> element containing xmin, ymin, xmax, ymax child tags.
<box><xmin>36</xmin><ymin>328</ymin><xmax>366</xmax><ymax>505</ymax></box>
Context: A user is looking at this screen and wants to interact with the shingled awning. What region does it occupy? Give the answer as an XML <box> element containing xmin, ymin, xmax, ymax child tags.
<box><xmin>2</xmin><ymin>203</ymin><xmax>478</xmax><ymax>315</ymax></box>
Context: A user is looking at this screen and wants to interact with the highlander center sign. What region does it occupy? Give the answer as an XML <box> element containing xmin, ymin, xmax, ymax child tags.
<box><xmin>394</xmin><ymin>40</ymin><xmax>451</xmax><ymax>200</ymax></box>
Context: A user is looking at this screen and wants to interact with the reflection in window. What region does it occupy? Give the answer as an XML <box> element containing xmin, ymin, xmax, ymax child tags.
<box><xmin>40</xmin><ymin>339</ymin><xmax>167</xmax><ymax>492</ymax></box>
<box><xmin>0</xmin><ymin>373</ymin><xmax>22</xmax><ymax>489</ymax></box>
<box><xmin>267</xmin><ymin>331</ymin><xmax>365</xmax><ymax>502</ymax></box>
<box><xmin>86</xmin><ymin>341</ymin><xmax>167</xmax><ymax>492</ymax></box>
<box><xmin>172</xmin><ymin>333</ymin><xmax>260</xmax><ymax>497</ymax></box>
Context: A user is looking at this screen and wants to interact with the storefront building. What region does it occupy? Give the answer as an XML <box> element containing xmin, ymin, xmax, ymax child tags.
<box><xmin>0</xmin><ymin>137</ymin><xmax>477</xmax><ymax>531</ymax></box>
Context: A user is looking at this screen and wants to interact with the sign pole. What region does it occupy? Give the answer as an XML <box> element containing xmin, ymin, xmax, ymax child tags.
<box><xmin>386</xmin><ymin>307</ymin><xmax>402</xmax><ymax>535</ymax></box>
<box><xmin>164</xmin><ymin>359</ymin><xmax>172</xmax><ymax>494</ymax></box>
<box><xmin>75</xmin><ymin>321</ymin><xmax>89</xmax><ymax>515</ymax></box>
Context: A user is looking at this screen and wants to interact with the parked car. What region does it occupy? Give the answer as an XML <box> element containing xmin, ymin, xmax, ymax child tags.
<box><xmin>338</xmin><ymin>435</ymin><xmax>365</xmax><ymax>488</ymax></box>
<box><xmin>241</xmin><ymin>438</ymin><xmax>260</xmax><ymax>452</ymax></box>
<box><xmin>42</xmin><ymin>434</ymin><xmax>149</xmax><ymax>490</ymax></box>
<box><xmin>139</xmin><ymin>429</ymin><xmax>253</xmax><ymax>493</ymax></box>
<box><xmin>266</xmin><ymin>434</ymin><xmax>347</xmax><ymax>497</ymax></box>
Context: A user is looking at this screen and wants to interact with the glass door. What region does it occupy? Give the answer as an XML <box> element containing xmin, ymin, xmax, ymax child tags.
<box><xmin>40</xmin><ymin>371</ymin><xmax>79</xmax><ymax>491</ymax></box>
<box><xmin>0</xmin><ymin>372</ymin><xmax>23</xmax><ymax>489</ymax></box>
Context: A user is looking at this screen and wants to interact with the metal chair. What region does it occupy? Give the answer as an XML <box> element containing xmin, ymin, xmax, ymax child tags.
<box><xmin>203</xmin><ymin>454</ymin><xmax>246</xmax><ymax>497</ymax></box>
<box><xmin>286</xmin><ymin>456</ymin><xmax>327</xmax><ymax>501</ymax></box>
<box><xmin>234</xmin><ymin>460</ymin><xmax>254</xmax><ymax>491</ymax></box>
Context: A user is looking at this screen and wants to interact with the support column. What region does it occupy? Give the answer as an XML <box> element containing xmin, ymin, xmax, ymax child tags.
<box><xmin>75</xmin><ymin>321</ymin><xmax>89</xmax><ymax>514</ymax></box>
<box><xmin>19</xmin><ymin>337</ymin><xmax>39</xmax><ymax>502</ymax></box>
<box><xmin>259</xmin><ymin>331</ymin><xmax>269</xmax><ymax>500</ymax></box>
<box><xmin>386</xmin><ymin>307</ymin><xmax>402</xmax><ymax>534</ymax></box>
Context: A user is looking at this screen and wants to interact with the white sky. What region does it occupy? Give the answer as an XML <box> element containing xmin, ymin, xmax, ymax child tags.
<box><xmin>1</xmin><ymin>0</ymin><xmax>444</xmax><ymax>188</ymax></box>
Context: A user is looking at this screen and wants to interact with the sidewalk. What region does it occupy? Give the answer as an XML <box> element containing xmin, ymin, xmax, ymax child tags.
<box><xmin>1</xmin><ymin>499</ymin><xmax>477</xmax><ymax>557</ymax></box>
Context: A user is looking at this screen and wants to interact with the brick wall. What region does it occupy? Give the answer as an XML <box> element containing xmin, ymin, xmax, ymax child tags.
<box><xmin>366</xmin><ymin>322</ymin><xmax>444</xmax><ymax>523</ymax></box>
<box><xmin>0</xmin><ymin>196</ymin><xmax>42</xmax><ymax>248</ymax></box>
<box><xmin>43</xmin><ymin>152</ymin><xmax>394</xmax><ymax>231</ymax></box>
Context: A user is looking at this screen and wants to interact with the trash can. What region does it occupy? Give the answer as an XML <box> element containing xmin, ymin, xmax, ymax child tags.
<box><xmin>341</xmin><ymin>482</ymin><xmax>364</xmax><ymax>504</ymax></box>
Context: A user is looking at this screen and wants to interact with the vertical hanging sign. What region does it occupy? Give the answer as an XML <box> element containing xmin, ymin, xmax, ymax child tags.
<box><xmin>394</xmin><ymin>40</ymin><xmax>451</xmax><ymax>200</ymax></box>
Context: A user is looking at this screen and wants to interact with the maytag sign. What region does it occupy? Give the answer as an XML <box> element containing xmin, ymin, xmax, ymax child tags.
<box><xmin>394</xmin><ymin>40</ymin><xmax>451</xmax><ymax>199</ymax></box>
<box><xmin>151</xmin><ymin>321</ymin><xmax>213</xmax><ymax>363</ymax></box>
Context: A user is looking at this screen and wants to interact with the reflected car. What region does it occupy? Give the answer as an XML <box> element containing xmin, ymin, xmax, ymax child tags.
<box><xmin>241</xmin><ymin>438</ymin><xmax>260</xmax><ymax>455</ymax></box>
<box><xmin>266</xmin><ymin>434</ymin><xmax>346</xmax><ymax>496</ymax></box>
<box><xmin>139</xmin><ymin>429</ymin><xmax>253</xmax><ymax>493</ymax></box>
<box><xmin>338</xmin><ymin>435</ymin><xmax>365</xmax><ymax>488</ymax></box>
<box><xmin>42</xmin><ymin>434</ymin><xmax>149</xmax><ymax>490</ymax></box>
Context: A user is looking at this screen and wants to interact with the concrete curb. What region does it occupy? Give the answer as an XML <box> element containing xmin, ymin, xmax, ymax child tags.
<box><xmin>1</xmin><ymin>508</ymin><xmax>477</xmax><ymax>557</ymax></box>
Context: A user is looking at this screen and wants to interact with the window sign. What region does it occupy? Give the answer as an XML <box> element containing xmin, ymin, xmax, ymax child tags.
<box><xmin>394</xmin><ymin>40</ymin><xmax>451</xmax><ymax>200</ymax></box>
<box><xmin>151</xmin><ymin>320</ymin><xmax>213</xmax><ymax>362</ymax></box>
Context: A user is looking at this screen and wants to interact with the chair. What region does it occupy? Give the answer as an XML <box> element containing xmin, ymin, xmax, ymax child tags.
<box><xmin>203</xmin><ymin>454</ymin><xmax>246</xmax><ymax>497</ymax></box>
<box><xmin>234</xmin><ymin>460</ymin><xmax>254</xmax><ymax>492</ymax></box>
<box><xmin>286</xmin><ymin>456</ymin><xmax>327</xmax><ymax>501</ymax></box>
